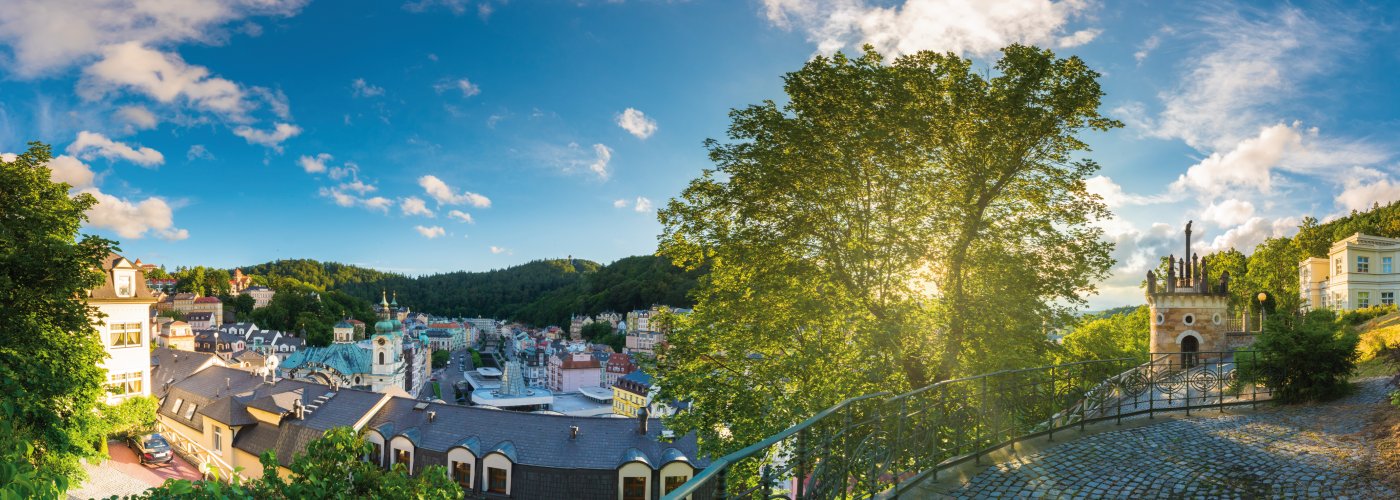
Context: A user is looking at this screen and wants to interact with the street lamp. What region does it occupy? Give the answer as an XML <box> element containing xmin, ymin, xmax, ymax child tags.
<box><xmin>1257</xmin><ymin>292</ymin><xmax>1268</xmax><ymax>329</ymax></box>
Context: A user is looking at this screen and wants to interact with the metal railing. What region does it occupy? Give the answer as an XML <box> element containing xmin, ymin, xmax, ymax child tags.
<box><xmin>663</xmin><ymin>351</ymin><xmax>1272</xmax><ymax>500</ymax></box>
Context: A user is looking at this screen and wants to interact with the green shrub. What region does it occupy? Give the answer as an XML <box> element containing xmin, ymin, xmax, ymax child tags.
<box><xmin>1254</xmin><ymin>309</ymin><xmax>1359</xmax><ymax>403</ymax></box>
<box><xmin>1336</xmin><ymin>304</ymin><xmax>1397</xmax><ymax>326</ymax></box>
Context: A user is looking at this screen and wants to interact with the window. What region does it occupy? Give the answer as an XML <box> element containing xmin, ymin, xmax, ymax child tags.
<box><xmin>1183</xmin><ymin>314</ymin><xmax>1194</xmax><ymax>326</ymax></box>
<box><xmin>396</xmin><ymin>448</ymin><xmax>412</xmax><ymax>469</ymax></box>
<box><xmin>1337</xmin><ymin>258</ymin><xmax>1344</xmax><ymax>275</ymax></box>
<box><xmin>488</xmin><ymin>467</ymin><xmax>508</xmax><ymax>493</ymax></box>
<box><xmin>107</xmin><ymin>371</ymin><xmax>142</xmax><ymax>395</ymax></box>
<box><xmin>368</xmin><ymin>442</ymin><xmax>382</xmax><ymax>466</ymax></box>
<box><xmin>1384</xmin><ymin>292</ymin><xmax>1395</xmax><ymax>306</ymax></box>
<box><xmin>110</xmin><ymin>323</ymin><xmax>141</xmax><ymax>347</ymax></box>
<box><xmin>183</xmin><ymin>403</ymin><xmax>197</xmax><ymax>420</ymax></box>
<box><xmin>171</xmin><ymin>398</ymin><xmax>183</xmax><ymax>415</ymax></box>
<box><xmin>213</xmin><ymin>426</ymin><xmax>222</xmax><ymax>453</ymax></box>
<box><xmin>380</xmin><ymin>352</ymin><xmax>386</xmax><ymax>365</ymax></box>
<box><xmin>1360</xmin><ymin>292</ymin><xmax>1371</xmax><ymax>308</ymax></box>
<box><xmin>117</xmin><ymin>275</ymin><xmax>132</xmax><ymax>297</ymax></box>
<box><xmin>665</xmin><ymin>476</ymin><xmax>688</xmax><ymax>494</ymax></box>
<box><xmin>1359</xmin><ymin>256</ymin><xmax>1371</xmax><ymax>273</ymax></box>
<box><xmin>452</xmin><ymin>461</ymin><xmax>472</xmax><ymax>488</ymax></box>
<box><xmin>1388</xmin><ymin>257</ymin><xmax>1395</xmax><ymax>274</ymax></box>
<box><xmin>623</xmin><ymin>476</ymin><xmax>647</xmax><ymax>500</ymax></box>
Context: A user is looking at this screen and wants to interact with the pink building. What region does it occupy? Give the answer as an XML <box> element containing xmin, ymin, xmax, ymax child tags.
<box><xmin>547</xmin><ymin>352</ymin><xmax>601</xmax><ymax>393</ymax></box>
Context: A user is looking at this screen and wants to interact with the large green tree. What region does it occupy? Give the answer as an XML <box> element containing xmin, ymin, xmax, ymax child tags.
<box><xmin>656</xmin><ymin>45</ymin><xmax>1118</xmax><ymax>461</ymax></box>
<box><xmin>0</xmin><ymin>143</ymin><xmax>114</xmax><ymax>490</ymax></box>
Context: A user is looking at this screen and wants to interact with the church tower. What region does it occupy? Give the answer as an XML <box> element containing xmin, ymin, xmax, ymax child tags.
<box><xmin>1145</xmin><ymin>221</ymin><xmax>1233</xmax><ymax>365</ymax></box>
<box><xmin>372</xmin><ymin>291</ymin><xmax>398</xmax><ymax>378</ymax></box>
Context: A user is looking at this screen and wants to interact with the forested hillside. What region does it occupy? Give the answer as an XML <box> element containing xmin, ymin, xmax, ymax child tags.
<box><xmin>230</xmin><ymin>255</ymin><xmax>699</xmax><ymax>327</ymax></box>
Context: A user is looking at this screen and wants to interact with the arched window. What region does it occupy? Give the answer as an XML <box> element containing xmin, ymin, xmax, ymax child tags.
<box><xmin>380</xmin><ymin>352</ymin><xmax>386</xmax><ymax>365</ymax></box>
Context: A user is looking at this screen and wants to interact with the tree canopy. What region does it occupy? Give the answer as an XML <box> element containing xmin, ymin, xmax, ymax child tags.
<box><xmin>656</xmin><ymin>45</ymin><xmax>1119</xmax><ymax>462</ymax></box>
<box><xmin>0</xmin><ymin>142</ymin><xmax>114</xmax><ymax>492</ymax></box>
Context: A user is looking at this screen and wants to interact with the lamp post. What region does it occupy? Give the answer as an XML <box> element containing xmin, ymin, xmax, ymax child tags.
<box><xmin>1257</xmin><ymin>292</ymin><xmax>1268</xmax><ymax>330</ymax></box>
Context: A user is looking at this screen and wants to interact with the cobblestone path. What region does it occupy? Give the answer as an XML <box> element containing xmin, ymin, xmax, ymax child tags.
<box><xmin>940</xmin><ymin>377</ymin><xmax>1395</xmax><ymax>499</ymax></box>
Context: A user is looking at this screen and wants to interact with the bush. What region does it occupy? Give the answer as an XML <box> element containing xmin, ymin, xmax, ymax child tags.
<box><xmin>469</xmin><ymin>349</ymin><xmax>482</xmax><ymax>368</ymax></box>
<box><xmin>1337</xmin><ymin>304</ymin><xmax>1397</xmax><ymax>326</ymax></box>
<box><xmin>1254</xmin><ymin>309</ymin><xmax>1359</xmax><ymax>403</ymax></box>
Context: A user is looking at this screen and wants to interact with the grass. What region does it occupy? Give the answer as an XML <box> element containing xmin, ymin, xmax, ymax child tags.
<box><xmin>1352</xmin><ymin>311</ymin><xmax>1400</xmax><ymax>380</ymax></box>
<box><xmin>432</xmin><ymin>381</ymin><xmax>442</xmax><ymax>400</ymax></box>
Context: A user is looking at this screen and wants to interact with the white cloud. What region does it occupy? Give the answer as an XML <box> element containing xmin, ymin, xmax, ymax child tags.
<box><xmin>319</xmin><ymin>187</ymin><xmax>392</xmax><ymax>213</ymax></box>
<box><xmin>418</xmin><ymin>175</ymin><xmax>491</xmax><ymax>207</ymax></box>
<box><xmin>1119</xmin><ymin>8</ymin><xmax>1351</xmax><ymax>151</ymax></box>
<box><xmin>404</xmin><ymin>0</ymin><xmax>471</xmax><ymax>15</ymax></box>
<box><xmin>81</xmin><ymin>43</ymin><xmax>250</xmax><ymax>118</ymax></box>
<box><xmin>616</xmin><ymin>108</ymin><xmax>657</xmax><ymax>139</ymax></box>
<box><xmin>352</xmin><ymin>78</ymin><xmax>384</xmax><ymax>97</ymax></box>
<box><xmin>298</xmin><ymin>153</ymin><xmax>332</xmax><ymax>174</ymax></box>
<box><xmin>1085</xmin><ymin>176</ymin><xmax>1175</xmax><ymax>208</ymax></box>
<box><xmin>490</xmin><ymin>246</ymin><xmax>511</xmax><ymax>255</ymax></box>
<box><xmin>117</xmin><ymin>105</ymin><xmax>157</xmax><ymax>130</ymax></box>
<box><xmin>186</xmin><ymin>145</ymin><xmax>213</xmax><ymax>161</ymax></box>
<box><xmin>633</xmin><ymin>196</ymin><xmax>653</xmax><ymax>213</ymax></box>
<box><xmin>589</xmin><ymin>144</ymin><xmax>612</xmax><ymax>180</ymax></box>
<box><xmin>0</xmin><ymin>0</ymin><xmax>309</xmax><ymax>77</ymax></box>
<box><xmin>613</xmin><ymin>198</ymin><xmax>628</xmax><ymax>208</ymax></box>
<box><xmin>761</xmin><ymin>0</ymin><xmax>1099</xmax><ymax>58</ymax></box>
<box><xmin>46</xmin><ymin>155</ymin><xmax>95</xmax><ymax>188</ymax></box>
<box><xmin>1200</xmin><ymin>216</ymin><xmax>1299</xmax><ymax>254</ymax></box>
<box><xmin>401</xmin><ymin>196</ymin><xmax>435</xmax><ymax>217</ymax></box>
<box><xmin>250</xmin><ymin>86</ymin><xmax>291</xmax><ymax>120</ymax></box>
<box><xmin>1200</xmin><ymin>199</ymin><xmax>1256</xmax><ymax>227</ymax></box>
<box><xmin>415</xmin><ymin>225</ymin><xmax>446</xmax><ymax>239</ymax></box>
<box><xmin>0</xmin><ymin>153</ymin><xmax>15</xmax><ymax>163</ymax></box>
<box><xmin>433</xmin><ymin>78</ymin><xmax>480</xmax><ymax>98</ymax></box>
<box><xmin>1169</xmin><ymin>124</ymin><xmax>1299</xmax><ymax>195</ymax></box>
<box><xmin>339</xmin><ymin>180</ymin><xmax>376</xmax><ymax>195</ymax></box>
<box><xmin>447</xmin><ymin>210</ymin><xmax>474</xmax><ymax>223</ymax></box>
<box><xmin>78</xmin><ymin>188</ymin><xmax>188</xmax><ymax>240</ymax></box>
<box><xmin>1336</xmin><ymin>169</ymin><xmax>1400</xmax><ymax>212</ymax></box>
<box><xmin>66</xmin><ymin>130</ymin><xmax>164</xmax><ymax>167</ymax></box>
<box><xmin>233</xmin><ymin>122</ymin><xmax>301</xmax><ymax>152</ymax></box>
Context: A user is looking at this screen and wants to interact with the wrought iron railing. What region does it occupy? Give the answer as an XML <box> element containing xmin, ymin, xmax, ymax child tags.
<box><xmin>663</xmin><ymin>351</ymin><xmax>1272</xmax><ymax>500</ymax></box>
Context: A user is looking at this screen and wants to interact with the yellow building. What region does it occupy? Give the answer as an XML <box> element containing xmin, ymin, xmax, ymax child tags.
<box><xmin>612</xmin><ymin>371</ymin><xmax>652</xmax><ymax>417</ymax></box>
<box><xmin>1300</xmin><ymin>233</ymin><xmax>1400</xmax><ymax>311</ymax></box>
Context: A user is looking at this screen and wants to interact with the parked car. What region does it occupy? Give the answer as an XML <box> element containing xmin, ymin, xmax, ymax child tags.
<box><xmin>128</xmin><ymin>433</ymin><xmax>174</xmax><ymax>466</ymax></box>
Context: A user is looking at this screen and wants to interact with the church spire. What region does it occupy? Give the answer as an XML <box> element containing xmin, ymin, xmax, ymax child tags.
<box><xmin>391</xmin><ymin>290</ymin><xmax>398</xmax><ymax>307</ymax></box>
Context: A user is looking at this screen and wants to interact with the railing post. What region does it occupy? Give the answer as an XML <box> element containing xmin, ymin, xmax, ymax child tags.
<box><xmin>841</xmin><ymin>404</ymin><xmax>853</xmax><ymax>500</ymax></box>
<box><xmin>796</xmin><ymin>429</ymin><xmax>807</xmax><ymax>500</ymax></box>
<box><xmin>1148</xmin><ymin>356</ymin><xmax>1155</xmax><ymax>420</ymax></box>
<box><xmin>1185</xmin><ymin>361</ymin><xmax>1192</xmax><ymax>417</ymax></box>
<box><xmin>976</xmin><ymin>375</ymin><xmax>987</xmax><ymax>465</ymax></box>
<box><xmin>1218</xmin><ymin>355</ymin><xmax>1225</xmax><ymax>414</ymax></box>
<box><xmin>891</xmin><ymin>397</ymin><xmax>907</xmax><ymax>494</ymax></box>
<box><xmin>1048</xmin><ymin>365</ymin><xmax>1056</xmax><ymax>442</ymax></box>
<box><xmin>715</xmin><ymin>465</ymin><xmax>729</xmax><ymax>500</ymax></box>
<box><xmin>1079</xmin><ymin>362</ymin><xmax>1087</xmax><ymax>433</ymax></box>
<box><xmin>761</xmin><ymin>463</ymin><xmax>774</xmax><ymax>499</ymax></box>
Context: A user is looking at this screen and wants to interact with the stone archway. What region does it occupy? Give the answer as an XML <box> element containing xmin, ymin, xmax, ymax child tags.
<box><xmin>1180</xmin><ymin>335</ymin><xmax>1199</xmax><ymax>368</ymax></box>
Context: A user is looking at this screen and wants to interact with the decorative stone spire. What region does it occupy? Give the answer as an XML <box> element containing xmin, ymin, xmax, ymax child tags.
<box><xmin>494</xmin><ymin>360</ymin><xmax>532</xmax><ymax>397</ymax></box>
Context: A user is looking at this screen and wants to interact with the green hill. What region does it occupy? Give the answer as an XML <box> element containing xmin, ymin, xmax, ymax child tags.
<box><xmin>233</xmin><ymin>255</ymin><xmax>698</xmax><ymax>327</ymax></box>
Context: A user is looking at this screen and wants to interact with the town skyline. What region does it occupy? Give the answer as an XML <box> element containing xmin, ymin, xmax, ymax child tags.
<box><xmin>4</xmin><ymin>0</ymin><xmax>1400</xmax><ymax>309</ymax></box>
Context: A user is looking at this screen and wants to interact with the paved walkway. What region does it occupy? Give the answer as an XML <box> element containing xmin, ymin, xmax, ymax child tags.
<box><xmin>68</xmin><ymin>440</ymin><xmax>202</xmax><ymax>499</ymax></box>
<box><xmin>932</xmin><ymin>377</ymin><xmax>1395</xmax><ymax>499</ymax></box>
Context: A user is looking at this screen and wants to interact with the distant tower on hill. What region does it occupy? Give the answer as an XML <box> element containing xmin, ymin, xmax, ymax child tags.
<box><xmin>1144</xmin><ymin>221</ymin><xmax>1234</xmax><ymax>366</ymax></box>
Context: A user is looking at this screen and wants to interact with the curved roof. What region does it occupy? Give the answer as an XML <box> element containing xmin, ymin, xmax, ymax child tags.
<box><xmin>487</xmin><ymin>440</ymin><xmax>518</xmax><ymax>462</ymax></box>
<box><xmin>660</xmin><ymin>448</ymin><xmax>691</xmax><ymax>466</ymax></box>
<box><xmin>619</xmin><ymin>448</ymin><xmax>651</xmax><ymax>467</ymax></box>
<box><xmin>452</xmin><ymin>436</ymin><xmax>481</xmax><ymax>454</ymax></box>
<box><xmin>396</xmin><ymin>427</ymin><xmax>421</xmax><ymax>445</ymax></box>
<box><xmin>280</xmin><ymin>343</ymin><xmax>371</xmax><ymax>376</ymax></box>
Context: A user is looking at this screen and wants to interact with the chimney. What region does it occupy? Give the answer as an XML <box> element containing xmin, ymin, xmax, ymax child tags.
<box><xmin>293</xmin><ymin>399</ymin><xmax>305</xmax><ymax>420</ymax></box>
<box><xmin>569</xmin><ymin>425</ymin><xmax>580</xmax><ymax>440</ymax></box>
<box><xmin>428</xmin><ymin>410</ymin><xmax>437</xmax><ymax>423</ymax></box>
<box><xmin>226</xmin><ymin>377</ymin><xmax>231</xmax><ymax>390</ymax></box>
<box><xmin>638</xmin><ymin>406</ymin><xmax>650</xmax><ymax>435</ymax></box>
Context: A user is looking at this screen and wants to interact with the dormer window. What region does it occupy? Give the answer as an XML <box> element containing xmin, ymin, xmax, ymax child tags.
<box><xmin>116</xmin><ymin>274</ymin><xmax>133</xmax><ymax>297</ymax></box>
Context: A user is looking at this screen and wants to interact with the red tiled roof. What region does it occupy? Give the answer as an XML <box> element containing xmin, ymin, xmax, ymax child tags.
<box><xmin>194</xmin><ymin>297</ymin><xmax>222</xmax><ymax>304</ymax></box>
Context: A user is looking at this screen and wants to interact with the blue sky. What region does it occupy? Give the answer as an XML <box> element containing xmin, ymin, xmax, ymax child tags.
<box><xmin>2</xmin><ymin>0</ymin><xmax>1399</xmax><ymax>309</ymax></box>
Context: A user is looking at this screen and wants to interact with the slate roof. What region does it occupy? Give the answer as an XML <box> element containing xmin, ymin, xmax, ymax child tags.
<box><xmin>158</xmin><ymin>366</ymin><xmax>267</xmax><ymax>431</ymax></box>
<box><xmin>150</xmin><ymin>348</ymin><xmax>224</xmax><ymax>399</ymax></box>
<box><xmin>232</xmin><ymin>386</ymin><xmax>389</xmax><ymax>467</ymax></box>
<box><xmin>185</xmin><ymin>311</ymin><xmax>214</xmax><ymax>322</ymax></box>
<box><xmin>280</xmin><ymin>342</ymin><xmax>372</xmax><ymax>375</ymax></box>
<box><xmin>362</xmin><ymin>397</ymin><xmax>707</xmax><ymax>470</ymax></box>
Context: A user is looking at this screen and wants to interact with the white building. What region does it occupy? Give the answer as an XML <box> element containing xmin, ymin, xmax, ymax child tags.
<box><xmin>88</xmin><ymin>253</ymin><xmax>158</xmax><ymax>405</ymax></box>
<box><xmin>1300</xmin><ymin>233</ymin><xmax>1400</xmax><ymax>311</ymax></box>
